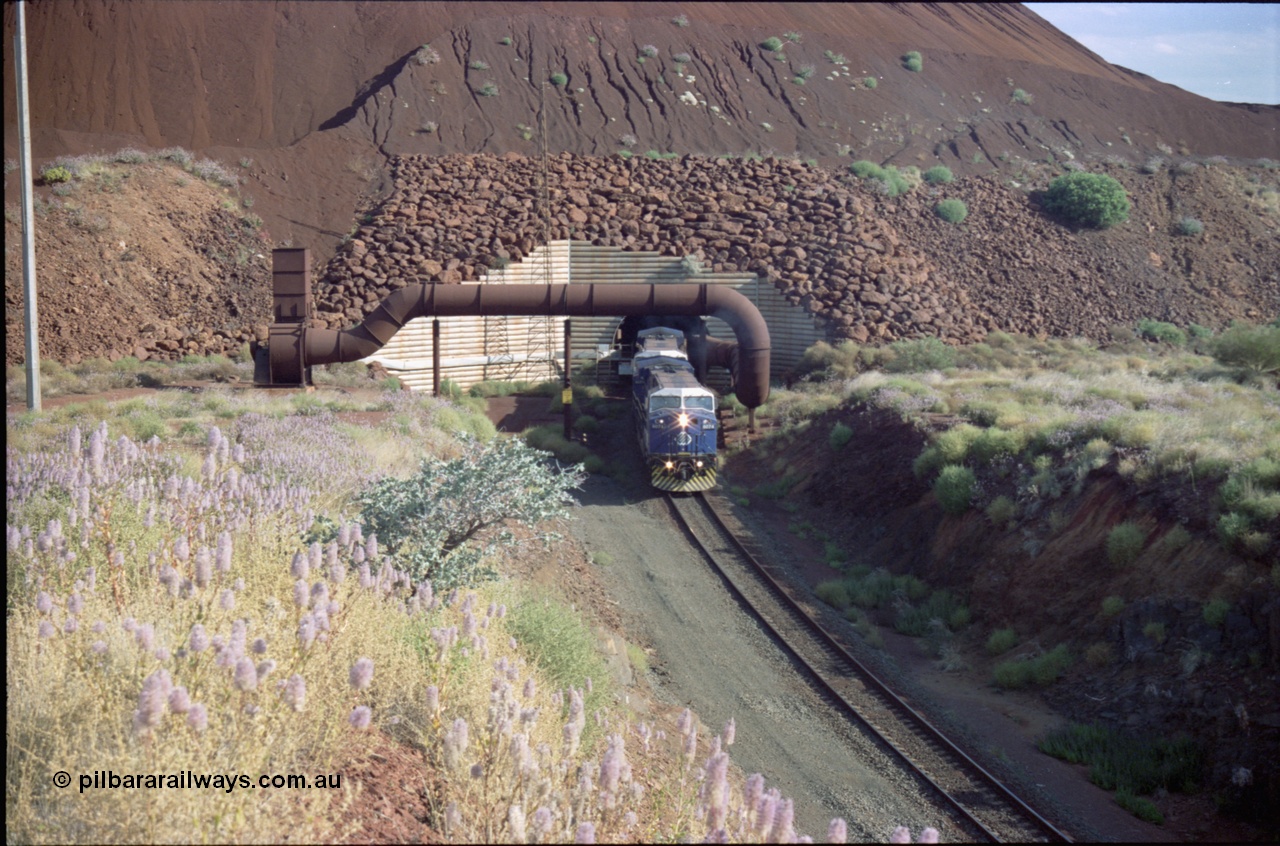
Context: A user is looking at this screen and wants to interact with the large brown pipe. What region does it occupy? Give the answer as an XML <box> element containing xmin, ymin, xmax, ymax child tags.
<box><xmin>304</xmin><ymin>283</ymin><xmax>771</xmax><ymax>407</ymax></box>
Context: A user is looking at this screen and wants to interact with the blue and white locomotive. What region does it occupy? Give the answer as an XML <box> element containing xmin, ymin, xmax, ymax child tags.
<box><xmin>631</xmin><ymin>327</ymin><xmax>718</xmax><ymax>492</ymax></box>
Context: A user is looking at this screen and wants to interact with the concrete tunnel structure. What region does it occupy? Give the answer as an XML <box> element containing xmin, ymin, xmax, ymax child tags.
<box><xmin>261</xmin><ymin>248</ymin><xmax>772</xmax><ymax>408</ymax></box>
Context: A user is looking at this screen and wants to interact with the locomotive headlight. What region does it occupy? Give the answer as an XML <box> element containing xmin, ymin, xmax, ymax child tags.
<box><xmin>677</xmin><ymin>413</ymin><xmax>690</xmax><ymax>428</ymax></box>
<box><xmin>664</xmin><ymin>461</ymin><xmax>674</xmax><ymax>470</ymax></box>
<box><xmin>695</xmin><ymin>460</ymin><xmax>704</xmax><ymax>468</ymax></box>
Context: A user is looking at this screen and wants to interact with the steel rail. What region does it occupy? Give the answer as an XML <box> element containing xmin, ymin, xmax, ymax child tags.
<box><xmin>666</xmin><ymin>491</ymin><xmax>1072</xmax><ymax>843</ymax></box>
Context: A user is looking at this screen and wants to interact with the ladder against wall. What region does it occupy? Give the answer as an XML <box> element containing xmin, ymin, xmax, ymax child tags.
<box><xmin>363</xmin><ymin>241</ymin><xmax>826</xmax><ymax>393</ymax></box>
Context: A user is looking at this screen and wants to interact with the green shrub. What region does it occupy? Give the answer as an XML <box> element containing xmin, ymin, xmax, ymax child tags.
<box><xmin>1197</xmin><ymin>598</ymin><xmax>1229</xmax><ymax>629</ymax></box>
<box><xmin>761</xmin><ymin>36</ymin><xmax>784</xmax><ymax>51</ymax></box>
<box><xmin>1101</xmin><ymin>595</ymin><xmax>1125</xmax><ymax>617</ymax></box>
<box><xmin>1106</xmin><ymin>522</ymin><xmax>1148</xmax><ymax>566</ymax></box>
<box><xmin>469</xmin><ymin>60</ymin><xmax>490</xmax><ymax>70</ymax></box>
<box><xmin>506</xmin><ymin>591</ymin><xmax>611</xmax><ymax>734</ymax></box>
<box><xmin>1011</xmin><ymin>88</ymin><xmax>1033</xmax><ymax>105</ymax></box>
<box><xmin>795</xmin><ymin>64</ymin><xmax>816</xmax><ymax>80</ymax></box>
<box><xmin>922</xmin><ymin>166</ymin><xmax>953</xmax><ymax>184</ymax></box>
<box><xmin>816</xmin><ymin>580</ymin><xmax>853</xmax><ymax>610</ymax></box>
<box><xmin>864</xmin><ymin>76</ymin><xmax>877</xmax><ymax>89</ymax></box>
<box><xmin>885</xmin><ymin>336</ymin><xmax>955</xmax><ymax>372</ymax></box>
<box><xmin>1043</xmin><ymin>171</ymin><xmax>1130</xmax><ymax>229</ymax></box>
<box><xmin>1216</xmin><ymin>511</ymin><xmax>1252</xmax><ymax>549</ymax></box>
<box><xmin>849</xmin><ymin>160</ymin><xmax>883</xmax><ymax>179</ymax></box>
<box><xmin>500</xmin><ymin>36</ymin><xmax>512</xmax><ymax>46</ymax></box>
<box><xmin>40</xmin><ymin>165</ymin><xmax>73</xmax><ymax>184</ymax></box>
<box><xmin>985</xmin><ymin>495</ymin><xmax>1017</xmax><ymax>527</ymax></box>
<box><xmin>934</xmin><ymin>466</ymin><xmax>977</xmax><ymax>515</ymax></box>
<box><xmin>1039</xmin><ymin>723</ymin><xmax>1201</xmax><ymax>801</ymax></box>
<box><xmin>902</xmin><ymin>51</ymin><xmax>923</xmax><ymax>72</ymax></box>
<box><xmin>476</xmin><ymin>82</ymin><xmax>499</xmax><ymax>97</ymax></box>
<box><xmin>550</xmin><ymin>72</ymin><xmax>568</xmax><ymax>86</ymax></box>
<box><xmin>1155</xmin><ymin>524</ymin><xmax>1192</xmax><ymax>554</ymax></box>
<box><xmin>993</xmin><ymin>644</ymin><xmax>1072</xmax><ymax>689</ymax></box>
<box><xmin>1115</xmin><ymin>792</ymin><xmax>1164</xmax><ymax>824</ymax></box>
<box><xmin>829</xmin><ymin>422</ymin><xmax>854</xmax><ymax>451</ymax></box>
<box><xmin>1136</xmin><ymin>319</ymin><xmax>1186</xmax><ymax>346</ymax></box>
<box><xmin>934</xmin><ymin>199</ymin><xmax>968</xmax><ymax>223</ymax></box>
<box><xmin>1176</xmin><ymin>217</ymin><xmax>1204</xmax><ymax>236</ymax></box>
<box><xmin>1209</xmin><ymin>324</ymin><xmax>1280</xmax><ymax>374</ymax></box>
<box><xmin>356</xmin><ymin>438</ymin><xmax>583</xmax><ymax>589</ymax></box>
<box><xmin>986</xmin><ymin>628</ymin><xmax>1018</xmax><ymax>656</ymax></box>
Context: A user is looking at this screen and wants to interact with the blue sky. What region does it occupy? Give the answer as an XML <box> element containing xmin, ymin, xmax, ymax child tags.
<box><xmin>1024</xmin><ymin>3</ymin><xmax>1280</xmax><ymax>104</ymax></box>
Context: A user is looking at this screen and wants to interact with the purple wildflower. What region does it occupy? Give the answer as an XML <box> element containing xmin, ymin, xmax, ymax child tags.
<box><xmin>38</xmin><ymin>620</ymin><xmax>56</xmax><ymax>639</ymax></box>
<box><xmin>122</xmin><ymin>617</ymin><xmax>137</xmax><ymax>632</ymax></box>
<box><xmin>154</xmin><ymin>647</ymin><xmax>170</xmax><ymax>661</ymax></box>
<box><xmin>530</xmin><ymin>807</ymin><xmax>553</xmax><ymax>841</ymax></box>
<box><xmin>508</xmin><ymin>805</ymin><xmax>526</xmax><ymax>843</ymax></box>
<box><xmin>349</xmin><ymin>657</ymin><xmax>374</xmax><ymax>690</ymax></box>
<box><xmin>215</xmin><ymin>531</ymin><xmax>233</xmax><ymax>572</ymax></box>
<box><xmin>365</xmin><ymin>533</ymin><xmax>378</xmax><ymax>562</ymax></box>
<box><xmin>256</xmin><ymin>659</ymin><xmax>277</xmax><ymax>682</ymax></box>
<box><xmin>169</xmin><ymin>686</ymin><xmax>192</xmax><ymax>714</ymax></box>
<box><xmin>444</xmin><ymin>718</ymin><xmax>470</xmax><ymax>769</ymax></box>
<box><xmin>297</xmin><ymin>615</ymin><xmax>316</xmax><ymax>650</ymax></box>
<box><xmin>187</xmin><ymin>703</ymin><xmax>208</xmax><ymax>732</ymax></box>
<box><xmin>284</xmin><ymin>674</ymin><xmax>306</xmax><ymax>712</ymax></box>
<box><xmin>68</xmin><ymin>592</ymin><xmax>83</xmax><ymax>615</ymax></box>
<box><xmin>62</xmin><ymin>617</ymin><xmax>79</xmax><ymax>634</ymax></box>
<box><xmin>349</xmin><ymin>705</ymin><xmax>372</xmax><ymax>730</ymax></box>
<box><xmin>425</xmin><ymin>685</ymin><xmax>439</xmax><ymax>715</ymax></box>
<box><xmin>444</xmin><ymin>803</ymin><xmax>462</xmax><ymax>836</ymax></box>
<box><xmin>338</xmin><ymin>523</ymin><xmax>351</xmax><ymax>548</ymax></box>
<box><xmin>310</xmin><ymin>581</ymin><xmax>329</xmax><ymax>608</ymax></box>
<box><xmin>174</xmin><ymin>535</ymin><xmax>189</xmax><ymax>563</ymax></box>
<box><xmin>132</xmin><ymin>668</ymin><xmax>173</xmax><ymax>734</ymax></box>
<box><xmin>290</xmin><ymin>551</ymin><xmax>308</xmax><ymax>580</ymax></box>
<box><xmin>470</xmin><ymin>763</ymin><xmax>484</xmax><ymax>779</ymax></box>
<box><xmin>828</xmin><ymin>818</ymin><xmax>848</xmax><ymax>843</ymax></box>
<box><xmin>723</xmin><ymin>716</ymin><xmax>736</xmax><ymax>747</ymax></box>
<box><xmin>134</xmin><ymin>623</ymin><xmax>155</xmax><ymax>652</ymax></box>
<box><xmin>890</xmin><ymin>828</ymin><xmax>911</xmax><ymax>844</ymax></box>
<box><xmin>194</xmin><ymin>547</ymin><xmax>212</xmax><ymax>588</ymax></box>
<box><xmin>575</xmin><ymin>822</ymin><xmax>596</xmax><ymax>844</ymax></box>
<box><xmin>36</xmin><ymin>591</ymin><xmax>53</xmax><ymax>615</ymax></box>
<box><xmin>701</xmin><ymin>750</ymin><xmax>730</xmax><ymax>830</ymax></box>
<box><xmin>770</xmin><ymin>798</ymin><xmax>796</xmax><ymax>844</ymax></box>
<box><xmin>91</xmin><ymin>640</ymin><xmax>109</xmax><ymax>655</ymax></box>
<box><xmin>251</xmin><ymin>637</ymin><xmax>268</xmax><ymax>655</ymax></box>
<box><xmin>189</xmin><ymin>623</ymin><xmax>210</xmax><ymax>653</ymax></box>
<box><xmin>293</xmin><ymin>579</ymin><xmax>308</xmax><ymax>608</ymax></box>
<box><xmin>233</xmin><ymin>656</ymin><xmax>258</xmax><ymax>691</ymax></box>
<box><xmin>219</xmin><ymin>588</ymin><xmax>236</xmax><ymax>611</ymax></box>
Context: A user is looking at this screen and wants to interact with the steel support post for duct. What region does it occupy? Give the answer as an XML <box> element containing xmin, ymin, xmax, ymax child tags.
<box><xmin>432</xmin><ymin>319</ymin><xmax>441</xmax><ymax>397</ymax></box>
<box><xmin>563</xmin><ymin>319</ymin><xmax>572</xmax><ymax>440</ymax></box>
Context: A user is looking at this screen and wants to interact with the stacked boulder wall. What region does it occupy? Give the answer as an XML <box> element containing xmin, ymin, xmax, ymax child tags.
<box><xmin>317</xmin><ymin>153</ymin><xmax>1280</xmax><ymax>350</ymax></box>
<box><xmin>317</xmin><ymin>153</ymin><xmax>976</xmax><ymax>345</ymax></box>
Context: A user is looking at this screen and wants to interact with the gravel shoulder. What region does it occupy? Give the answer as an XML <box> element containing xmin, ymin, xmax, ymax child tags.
<box><xmin>567</xmin><ymin>473</ymin><xmax>966</xmax><ymax>841</ymax></box>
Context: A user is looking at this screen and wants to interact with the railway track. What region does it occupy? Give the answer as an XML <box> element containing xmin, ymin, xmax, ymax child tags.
<box><xmin>666</xmin><ymin>491</ymin><xmax>1072</xmax><ymax>844</ymax></box>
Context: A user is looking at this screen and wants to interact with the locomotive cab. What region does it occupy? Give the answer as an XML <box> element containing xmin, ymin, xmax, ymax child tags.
<box><xmin>632</xmin><ymin>328</ymin><xmax>718</xmax><ymax>492</ymax></box>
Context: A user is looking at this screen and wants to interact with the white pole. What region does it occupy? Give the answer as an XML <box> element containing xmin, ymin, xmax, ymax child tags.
<box><xmin>15</xmin><ymin>0</ymin><xmax>41</xmax><ymax>410</ymax></box>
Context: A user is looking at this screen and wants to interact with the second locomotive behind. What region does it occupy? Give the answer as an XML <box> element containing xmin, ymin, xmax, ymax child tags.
<box><xmin>631</xmin><ymin>327</ymin><xmax>718</xmax><ymax>492</ymax></box>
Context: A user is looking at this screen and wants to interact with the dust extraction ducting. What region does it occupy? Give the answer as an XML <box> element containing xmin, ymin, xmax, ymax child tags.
<box><xmin>260</xmin><ymin>249</ymin><xmax>771</xmax><ymax>408</ymax></box>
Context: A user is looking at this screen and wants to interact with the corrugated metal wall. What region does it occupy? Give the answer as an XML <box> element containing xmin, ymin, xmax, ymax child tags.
<box><xmin>364</xmin><ymin>241</ymin><xmax>828</xmax><ymax>393</ymax></box>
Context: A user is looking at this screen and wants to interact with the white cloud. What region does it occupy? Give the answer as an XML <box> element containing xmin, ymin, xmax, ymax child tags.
<box><xmin>1153</xmin><ymin>42</ymin><xmax>1178</xmax><ymax>55</ymax></box>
